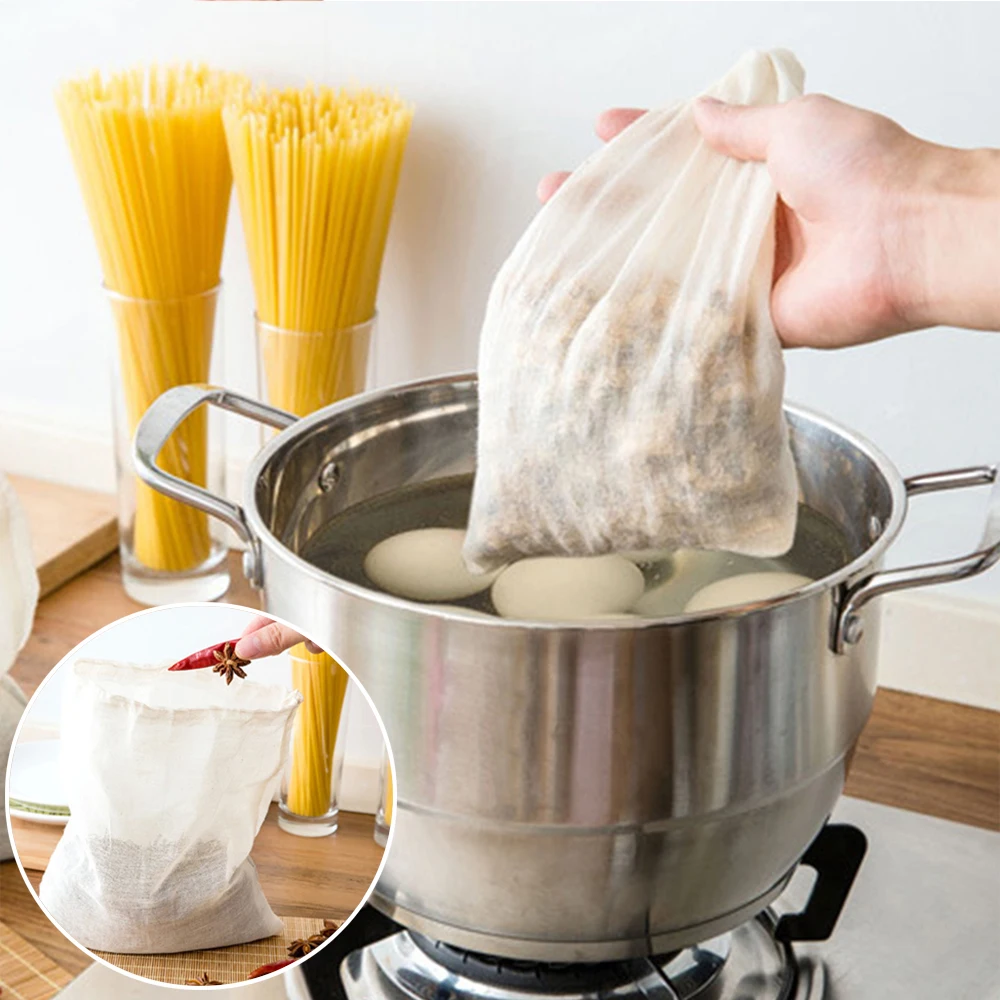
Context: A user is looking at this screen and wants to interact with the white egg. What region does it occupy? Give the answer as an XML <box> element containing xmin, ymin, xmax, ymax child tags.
<box><xmin>632</xmin><ymin>549</ymin><xmax>739</xmax><ymax>617</ymax></box>
<box><xmin>491</xmin><ymin>555</ymin><xmax>645</xmax><ymax>621</ymax></box>
<box><xmin>684</xmin><ymin>572</ymin><xmax>812</xmax><ymax>614</ymax></box>
<box><xmin>364</xmin><ymin>528</ymin><xmax>499</xmax><ymax>602</ymax></box>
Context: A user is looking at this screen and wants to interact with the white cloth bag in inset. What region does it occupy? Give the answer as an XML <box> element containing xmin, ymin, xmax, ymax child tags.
<box><xmin>465</xmin><ymin>50</ymin><xmax>804</xmax><ymax>573</ymax></box>
<box><xmin>0</xmin><ymin>473</ymin><xmax>39</xmax><ymax>862</ymax></box>
<box><xmin>39</xmin><ymin>661</ymin><xmax>301</xmax><ymax>953</ymax></box>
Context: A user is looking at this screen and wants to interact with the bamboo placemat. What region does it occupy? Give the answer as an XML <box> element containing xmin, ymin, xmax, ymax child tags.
<box><xmin>92</xmin><ymin>917</ymin><xmax>338</xmax><ymax>986</ymax></box>
<box><xmin>0</xmin><ymin>921</ymin><xmax>75</xmax><ymax>1000</ymax></box>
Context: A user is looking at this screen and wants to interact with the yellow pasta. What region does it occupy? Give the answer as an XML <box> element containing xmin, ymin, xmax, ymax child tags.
<box><xmin>286</xmin><ymin>645</ymin><xmax>350</xmax><ymax>818</ymax></box>
<box><xmin>384</xmin><ymin>760</ymin><xmax>394</xmax><ymax>826</ymax></box>
<box><xmin>56</xmin><ymin>65</ymin><xmax>244</xmax><ymax>571</ymax></box>
<box><xmin>223</xmin><ymin>84</ymin><xmax>413</xmax><ymax>417</ymax></box>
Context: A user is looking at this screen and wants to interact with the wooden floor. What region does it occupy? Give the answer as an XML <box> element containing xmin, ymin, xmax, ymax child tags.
<box><xmin>2</xmin><ymin>551</ymin><xmax>998</xmax><ymax>981</ymax></box>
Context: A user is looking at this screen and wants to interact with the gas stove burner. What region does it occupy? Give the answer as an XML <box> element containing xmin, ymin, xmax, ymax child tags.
<box><xmin>409</xmin><ymin>932</ymin><xmax>668</xmax><ymax>993</ymax></box>
<box><xmin>340</xmin><ymin>910</ymin><xmax>826</xmax><ymax>1000</ymax></box>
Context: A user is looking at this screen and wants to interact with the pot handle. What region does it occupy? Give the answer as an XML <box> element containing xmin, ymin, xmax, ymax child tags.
<box><xmin>833</xmin><ymin>464</ymin><xmax>999</xmax><ymax>652</ymax></box>
<box><xmin>133</xmin><ymin>384</ymin><xmax>297</xmax><ymax>588</ymax></box>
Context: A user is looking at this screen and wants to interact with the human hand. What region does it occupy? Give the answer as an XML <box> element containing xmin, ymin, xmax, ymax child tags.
<box><xmin>540</xmin><ymin>98</ymin><xmax>1000</xmax><ymax>347</ymax></box>
<box><xmin>234</xmin><ymin>615</ymin><xmax>321</xmax><ymax>660</ymax></box>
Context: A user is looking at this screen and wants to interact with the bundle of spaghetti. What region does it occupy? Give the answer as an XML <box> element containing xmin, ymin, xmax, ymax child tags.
<box><xmin>384</xmin><ymin>759</ymin><xmax>394</xmax><ymax>826</ymax></box>
<box><xmin>223</xmin><ymin>84</ymin><xmax>413</xmax><ymax>417</ymax></box>
<box><xmin>286</xmin><ymin>645</ymin><xmax>350</xmax><ymax>817</ymax></box>
<box><xmin>56</xmin><ymin>65</ymin><xmax>245</xmax><ymax>571</ymax></box>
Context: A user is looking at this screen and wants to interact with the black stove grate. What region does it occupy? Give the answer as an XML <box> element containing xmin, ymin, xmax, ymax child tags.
<box><xmin>300</xmin><ymin>907</ymin><xmax>672</xmax><ymax>999</ymax></box>
<box><xmin>300</xmin><ymin>906</ymin><xmax>403</xmax><ymax>1000</ymax></box>
<box><xmin>409</xmin><ymin>932</ymin><xmax>671</xmax><ymax>994</ymax></box>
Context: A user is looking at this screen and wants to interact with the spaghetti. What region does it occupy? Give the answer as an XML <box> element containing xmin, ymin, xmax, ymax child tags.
<box><xmin>223</xmin><ymin>84</ymin><xmax>413</xmax><ymax>416</ymax></box>
<box><xmin>286</xmin><ymin>645</ymin><xmax>350</xmax><ymax>818</ymax></box>
<box><xmin>384</xmin><ymin>758</ymin><xmax>394</xmax><ymax>826</ymax></box>
<box><xmin>56</xmin><ymin>65</ymin><xmax>243</xmax><ymax>571</ymax></box>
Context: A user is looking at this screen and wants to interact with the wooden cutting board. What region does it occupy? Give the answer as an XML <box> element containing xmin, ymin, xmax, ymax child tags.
<box><xmin>8</xmin><ymin>476</ymin><xmax>118</xmax><ymax>598</ymax></box>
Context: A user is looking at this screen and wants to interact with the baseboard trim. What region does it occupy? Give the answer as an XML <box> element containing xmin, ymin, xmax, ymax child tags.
<box><xmin>0</xmin><ymin>412</ymin><xmax>115</xmax><ymax>493</ymax></box>
<box><xmin>878</xmin><ymin>591</ymin><xmax>1000</xmax><ymax>711</ymax></box>
<box><xmin>340</xmin><ymin>759</ymin><xmax>381</xmax><ymax>816</ymax></box>
<box><xmin>0</xmin><ymin>412</ymin><xmax>254</xmax><ymax>516</ymax></box>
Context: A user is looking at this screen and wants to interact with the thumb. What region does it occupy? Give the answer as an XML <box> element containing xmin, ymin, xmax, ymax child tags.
<box><xmin>235</xmin><ymin>622</ymin><xmax>308</xmax><ymax>660</ymax></box>
<box><xmin>693</xmin><ymin>96</ymin><xmax>780</xmax><ymax>162</ymax></box>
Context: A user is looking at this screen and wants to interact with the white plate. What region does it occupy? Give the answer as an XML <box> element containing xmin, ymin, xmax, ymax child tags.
<box><xmin>8</xmin><ymin>803</ymin><xmax>68</xmax><ymax>826</ymax></box>
<box><xmin>8</xmin><ymin>739</ymin><xmax>68</xmax><ymax>819</ymax></box>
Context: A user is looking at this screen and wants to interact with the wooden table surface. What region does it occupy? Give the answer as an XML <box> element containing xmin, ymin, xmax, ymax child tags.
<box><xmin>12</xmin><ymin>803</ymin><xmax>384</xmax><ymax>917</ymax></box>
<box><xmin>3</xmin><ymin>551</ymin><xmax>999</xmax><ymax>981</ymax></box>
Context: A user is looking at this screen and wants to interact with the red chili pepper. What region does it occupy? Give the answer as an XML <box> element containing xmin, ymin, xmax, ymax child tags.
<box><xmin>168</xmin><ymin>639</ymin><xmax>243</xmax><ymax>672</ymax></box>
<box><xmin>247</xmin><ymin>960</ymin><xmax>294</xmax><ymax>979</ymax></box>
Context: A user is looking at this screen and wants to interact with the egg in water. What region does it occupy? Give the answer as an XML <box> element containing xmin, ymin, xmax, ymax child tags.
<box><xmin>632</xmin><ymin>549</ymin><xmax>742</xmax><ymax>617</ymax></box>
<box><xmin>684</xmin><ymin>571</ymin><xmax>812</xmax><ymax>613</ymax></box>
<box><xmin>491</xmin><ymin>555</ymin><xmax>644</xmax><ymax>621</ymax></box>
<box><xmin>364</xmin><ymin>528</ymin><xmax>499</xmax><ymax>602</ymax></box>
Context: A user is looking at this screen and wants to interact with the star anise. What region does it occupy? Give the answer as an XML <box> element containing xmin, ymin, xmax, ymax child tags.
<box><xmin>212</xmin><ymin>642</ymin><xmax>249</xmax><ymax>685</ymax></box>
<box><xmin>286</xmin><ymin>937</ymin><xmax>315</xmax><ymax>959</ymax></box>
<box><xmin>184</xmin><ymin>972</ymin><xmax>223</xmax><ymax>986</ymax></box>
<box><xmin>287</xmin><ymin>919</ymin><xmax>339</xmax><ymax>958</ymax></box>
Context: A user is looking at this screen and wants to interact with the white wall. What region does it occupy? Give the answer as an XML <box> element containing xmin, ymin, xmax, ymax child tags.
<box><xmin>1</xmin><ymin>0</ymin><xmax>999</xmax><ymax>604</ymax></box>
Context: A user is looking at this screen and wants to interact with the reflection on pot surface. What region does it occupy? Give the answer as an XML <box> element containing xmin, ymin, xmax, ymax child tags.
<box><xmin>134</xmin><ymin>375</ymin><xmax>999</xmax><ymax>962</ymax></box>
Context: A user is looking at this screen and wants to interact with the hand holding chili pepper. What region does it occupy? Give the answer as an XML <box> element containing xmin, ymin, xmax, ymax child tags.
<box><xmin>169</xmin><ymin>640</ymin><xmax>243</xmax><ymax>672</ymax></box>
<box><xmin>168</xmin><ymin>641</ymin><xmax>250</xmax><ymax>684</ymax></box>
<box><xmin>234</xmin><ymin>615</ymin><xmax>322</xmax><ymax>661</ymax></box>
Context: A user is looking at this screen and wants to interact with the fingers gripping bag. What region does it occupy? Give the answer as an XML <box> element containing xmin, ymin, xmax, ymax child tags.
<box><xmin>0</xmin><ymin>473</ymin><xmax>40</xmax><ymax>862</ymax></box>
<box><xmin>39</xmin><ymin>660</ymin><xmax>301</xmax><ymax>953</ymax></box>
<box><xmin>464</xmin><ymin>50</ymin><xmax>804</xmax><ymax>573</ymax></box>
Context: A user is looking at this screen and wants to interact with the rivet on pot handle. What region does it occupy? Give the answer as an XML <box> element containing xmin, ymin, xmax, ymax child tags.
<box><xmin>133</xmin><ymin>384</ymin><xmax>296</xmax><ymax>589</ymax></box>
<box><xmin>833</xmin><ymin>464</ymin><xmax>999</xmax><ymax>653</ymax></box>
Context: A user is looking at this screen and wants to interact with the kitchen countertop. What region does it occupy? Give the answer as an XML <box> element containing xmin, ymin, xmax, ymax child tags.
<box><xmin>3</xmin><ymin>551</ymin><xmax>999</xmax><ymax>981</ymax></box>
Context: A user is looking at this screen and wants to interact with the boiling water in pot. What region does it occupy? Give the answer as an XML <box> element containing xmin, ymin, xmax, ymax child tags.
<box><xmin>302</xmin><ymin>474</ymin><xmax>850</xmax><ymax>619</ymax></box>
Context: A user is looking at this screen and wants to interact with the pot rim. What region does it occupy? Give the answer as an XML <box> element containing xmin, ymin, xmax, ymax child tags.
<box><xmin>243</xmin><ymin>371</ymin><xmax>908</xmax><ymax>629</ymax></box>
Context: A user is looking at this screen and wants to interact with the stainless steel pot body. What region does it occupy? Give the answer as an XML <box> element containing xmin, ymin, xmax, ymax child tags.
<box><xmin>134</xmin><ymin>376</ymin><xmax>999</xmax><ymax>962</ymax></box>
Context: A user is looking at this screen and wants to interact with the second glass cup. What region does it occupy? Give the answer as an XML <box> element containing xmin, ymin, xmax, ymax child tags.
<box><xmin>256</xmin><ymin>314</ymin><xmax>376</xmax><ymax>419</ymax></box>
<box><xmin>279</xmin><ymin>646</ymin><xmax>352</xmax><ymax>837</ymax></box>
<box><xmin>374</xmin><ymin>749</ymin><xmax>393</xmax><ymax>847</ymax></box>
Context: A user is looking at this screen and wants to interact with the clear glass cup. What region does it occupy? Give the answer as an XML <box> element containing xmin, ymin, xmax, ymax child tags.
<box><xmin>374</xmin><ymin>748</ymin><xmax>393</xmax><ymax>847</ymax></box>
<box><xmin>256</xmin><ymin>314</ymin><xmax>376</xmax><ymax>419</ymax></box>
<box><xmin>279</xmin><ymin>646</ymin><xmax>352</xmax><ymax>838</ymax></box>
<box><xmin>107</xmin><ymin>284</ymin><xmax>229</xmax><ymax>605</ymax></box>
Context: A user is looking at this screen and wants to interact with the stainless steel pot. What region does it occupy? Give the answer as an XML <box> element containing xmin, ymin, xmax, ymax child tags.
<box><xmin>135</xmin><ymin>376</ymin><xmax>999</xmax><ymax>962</ymax></box>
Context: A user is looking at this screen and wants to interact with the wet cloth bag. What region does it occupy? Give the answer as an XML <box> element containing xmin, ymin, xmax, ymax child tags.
<box><xmin>0</xmin><ymin>473</ymin><xmax>39</xmax><ymax>862</ymax></box>
<box><xmin>39</xmin><ymin>661</ymin><xmax>301</xmax><ymax>953</ymax></box>
<box><xmin>465</xmin><ymin>50</ymin><xmax>804</xmax><ymax>573</ymax></box>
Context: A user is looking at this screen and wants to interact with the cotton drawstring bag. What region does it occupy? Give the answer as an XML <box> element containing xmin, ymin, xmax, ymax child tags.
<box><xmin>0</xmin><ymin>473</ymin><xmax>39</xmax><ymax>862</ymax></box>
<box><xmin>465</xmin><ymin>50</ymin><xmax>803</xmax><ymax>573</ymax></box>
<box><xmin>40</xmin><ymin>661</ymin><xmax>301</xmax><ymax>953</ymax></box>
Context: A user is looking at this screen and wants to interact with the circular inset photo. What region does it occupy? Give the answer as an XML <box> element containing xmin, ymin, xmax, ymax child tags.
<box><xmin>5</xmin><ymin>603</ymin><xmax>394</xmax><ymax>988</ymax></box>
